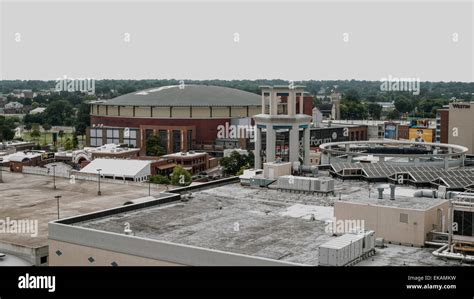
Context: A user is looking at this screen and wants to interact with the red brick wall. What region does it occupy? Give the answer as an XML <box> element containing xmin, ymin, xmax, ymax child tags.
<box><xmin>439</xmin><ymin>110</ymin><xmax>449</xmax><ymax>143</ymax></box>
<box><xmin>303</xmin><ymin>96</ymin><xmax>313</xmax><ymax>116</ymax></box>
<box><xmin>91</xmin><ymin>116</ymin><xmax>232</xmax><ymax>145</ymax></box>
<box><xmin>92</xmin><ymin>150</ymin><xmax>140</xmax><ymax>160</ymax></box>
<box><xmin>279</xmin><ymin>96</ymin><xmax>313</xmax><ymax>116</ymax></box>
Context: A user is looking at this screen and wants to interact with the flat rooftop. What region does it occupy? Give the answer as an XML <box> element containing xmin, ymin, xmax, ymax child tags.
<box><xmin>76</xmin><ymin>184</ymin><xmax>335</xmax><ymax>265</ymax></box>
<box><xmin>73</xmin><ymin>182</ymin><xmax>461</xmax><ymax>266</ymax></box>
<box><xmin>338</xmin><ymin>183</ymin><xmax>447</xmax><ymax>210</ymax></box>
<box><xmin>0</xmin><ymin>171</ymin><xmax>166</xmax><ymax>249</ymax></box>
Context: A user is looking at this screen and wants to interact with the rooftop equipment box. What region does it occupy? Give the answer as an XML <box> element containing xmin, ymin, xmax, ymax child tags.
<box><xmin>318</xmin><ymin>231</ymin><xmax>375</xmax><ymax>266</ymax></box>
<box><xmin>263</xmin><ymin>162</ymin><xmax>292</xmax><ymax>179</ymax></box>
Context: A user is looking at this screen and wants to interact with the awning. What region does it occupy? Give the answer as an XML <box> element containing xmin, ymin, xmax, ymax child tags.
<box><xmin>156</xmin><ymin>163</ymin><xmax>176</xmax><ymax>170</ymax></box>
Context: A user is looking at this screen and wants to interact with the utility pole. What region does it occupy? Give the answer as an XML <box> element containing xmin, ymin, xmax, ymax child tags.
<box><xmin>97</xmin><ymin>169</ymin><xmax>102</xmax><ymax>196</ymax></box>
<box><xmin>54</xmin><ymin>195</ymin><xmax>62</xmax><ymax>219</ymax></box>
<box><xmin>0</xmin><ymin>160</ymin><xmax>3</xmax><ymax>183</ymax></box>
<box><xmin>51</xmin><ymin>164</ymin><xmax>57</xmax><ymax>189</ymax></box>
<box><xmin>148</xmin><ymin>177</ymin><xmax>151</xmax><ymax>196</ymax></box>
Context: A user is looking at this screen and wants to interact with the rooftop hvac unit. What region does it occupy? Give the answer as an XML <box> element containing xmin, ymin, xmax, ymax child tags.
<box><xmin>314</xmin><ymin>177</ymin><xmax>334</xmax><ymax>193</ymax></box>
<box><xmin>375</xmin><ymin>237</ymin><xmax>385</xmax><ymax>248</ymax></box>
<box><xmin>318</xmin><ymin>231</ymin><xmax>375</xmax><ymax>266</ymax></box>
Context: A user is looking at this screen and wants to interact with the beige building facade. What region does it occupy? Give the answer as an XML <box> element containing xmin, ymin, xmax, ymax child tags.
<box><xmin>447</xmin><ymin>102</ymin><xmax>474</xmax><ymax>154</ymax></box>
<box><xmin>334</xmin><ymin>199</ymin><xmax>449</xmax><ymax>247</ymax></box>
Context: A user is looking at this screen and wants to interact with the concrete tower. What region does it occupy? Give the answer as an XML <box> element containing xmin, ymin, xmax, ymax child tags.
<box><xmin>253</xmin><ymin>86</ymin><xmax>312</xmax><ymax>169</ymax></box>
<box><xmin>330</xmin><ymin>91</ymin><xmax>341</xmax><ymax>120</ymax></box>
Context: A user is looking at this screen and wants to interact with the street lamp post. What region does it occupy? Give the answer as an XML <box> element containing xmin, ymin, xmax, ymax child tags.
<box><xmin>51</xmin><ymin>164</ymin><xmax>57</xmax><ymax>190</ymax></box>
<box><xmin>148</xmin><ymin>176</ymin><xmax>151</xmax><ymax>196</ymax></box>
<box><xmin>0</xmin><ymin>159</ymin><xmax>3</xmax><ymax>183</ymax></box>
<box><xmin>97</xmin><ymin>169</ymin><xmax>102</xmax><ymax>196</ymax></box>
<box><xmin>54</xmin><ymin>195</ymin><xmax>62</xmax><ymax>219</ymax></box>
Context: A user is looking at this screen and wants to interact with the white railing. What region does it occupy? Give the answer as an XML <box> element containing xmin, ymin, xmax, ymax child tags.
<box><xmin>70</xmin><ymin>171</ymin><xmax>161</xmax><ymax>188</ymax></box>
<box><xmin>22</xmin><ymin>166</ymin><xmax>70</xmax><ymax>178</ymax></box>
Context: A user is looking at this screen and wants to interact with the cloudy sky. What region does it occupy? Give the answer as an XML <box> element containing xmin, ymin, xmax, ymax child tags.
<box><xmin>1</xmin><ymin>0</ymin><xmax>473</xmax><ymax>82</ymax></box>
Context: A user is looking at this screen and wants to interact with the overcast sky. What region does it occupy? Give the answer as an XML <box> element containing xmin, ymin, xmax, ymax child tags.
<box><xmin>1</xmin><ymin>0</ymin><xmax>473</xmax><ymax>82</ymax></box>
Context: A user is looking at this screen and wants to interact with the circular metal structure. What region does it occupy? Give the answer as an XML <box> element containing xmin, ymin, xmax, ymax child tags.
<box><xmin>319</xmin><ymin>140</ymin><xmax>468</xmax><ymax>168</ymax></box>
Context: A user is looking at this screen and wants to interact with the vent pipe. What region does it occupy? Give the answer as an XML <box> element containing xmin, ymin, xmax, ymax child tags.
<box><xmin>389</xmin><ymin>184</ymin><xmax>396</xmax><ymax>200</ymax></box>
<box><xmin>377</xmin><ymin>187</ymin><xmax>384</xmax><ymax>199</ymax></box>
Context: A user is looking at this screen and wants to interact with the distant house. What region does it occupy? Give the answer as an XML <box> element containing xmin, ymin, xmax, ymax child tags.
<box><xmin>79</xmin><ymin>158</ymin><xmax>151</xmax><ymax>182</ymax></box>
<box><xmin>314</xmin><ymin>91</ymin><xmax>341</xmax><ymax>120</ymax></box>
<box><xmin>314</xmin><ymin>103</ymin><xmax>334</xmax><ymax>118</ymax></box>
<box><xmin>0</xmin><ymin>96</ymin><xmax>7</xmax><ymax>108</ymax></box>
<box><xmin>376</xmin><ymin>101</ymin><xmax>395</xmax><ymax>111</ymax></box>
<box><xmin>5</xmin><ymin>101</ymin><xmax>23</xmax><ymax>109</ymax></box>
<box><xmin>4</xmin><ymin>101</ymin><xmax>24</xmax><ymax>114</ymax></box>
<box><xmin>22</xmin><ymin>90</ymin><xmax>35</xmax><ymax>98</ymax></box>
<box><xmin>10</xmin><ymin>89</ymin><xmax>36</xmax><ymax>99</ymax></box>
<box><xmin>29</xmin><ymin>107</ymin><xmax>46</xmax><ymax>115</ymax></box>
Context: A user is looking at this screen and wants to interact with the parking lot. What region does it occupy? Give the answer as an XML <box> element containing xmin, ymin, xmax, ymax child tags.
<box><xmin>0</xmin><ymin>171</ymin><xmax>166</xmax><ymax>249</ymax></box>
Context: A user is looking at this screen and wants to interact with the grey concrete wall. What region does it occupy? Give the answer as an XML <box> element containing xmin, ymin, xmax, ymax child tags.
<box><xmin>0</xmin><ymin>241</ymin><xmax>47</xmax><ymax>266</ymax></box>
<box><xmin>48</xmin><ymin>222</ymin><xmax>303</xmax><ymax>266</ymax></box>
<box><xmin>48</xmin><ymin>188</ymin><xmax>302</xmax><ymax>266</ymax></box>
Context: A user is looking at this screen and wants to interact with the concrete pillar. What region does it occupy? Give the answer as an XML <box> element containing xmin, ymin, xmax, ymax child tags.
<box><xmin>289</xmin><ymin>125</ymin><xmax>299</xmax><ymax>163</ymax></box>
<box><xmin>444</xmin><ymin>156</ymin><xmax>449</xmax><ymax>169</ymax></box>
<box><xmin>261</xmin><ymin>92</ymin><xmax>266</xmax><ymax>114</ymax></box>
<box><xmin>304</xmin><ymin>127</ymin><xmax>310</xmax><ymax>165</ymax></box>
<box><xmin>269</xmin><ymin>90</ymin><xmax>273</xmax><ymax>116</ymax></box>
<box><xmin>377</xmin><ymin>187</ymin><xmax>384</xmax><ymax>199</ymax></box>
<box><xmin>461</xmin><ymin>154</ymin><xmax>465</xmax><ymax>167</ymax></box>
<box><xmin>255</xmin><ymin>128</ymin><xmax>262</xmax><ymax>169</ymax></box>
<box><xmin>378</xmin><ymin>156</ymin><xmax>385</xmax><ymax>162</ymax></box>
<box><xmin>299</xmin><ymin>93</ymin><xmax>304</xmax><ymax>114</ymax></box>
<box><xmin>288</xmin><ymin>90</ymin><xmax>295</xmax><ymax>116</ymax></box>
<box><xmin>266</xmin><ymin>126</ymin><xmax>276</xmax><ymax>162</ymax></box>
<box><xmin>269</xmin><ymin>90</ymin><xmax>277</xmax><ymax>116</ymax></box>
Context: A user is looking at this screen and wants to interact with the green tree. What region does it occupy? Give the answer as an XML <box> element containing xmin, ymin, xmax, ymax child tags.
<box><xmin>150</xmin><ymin>174</ymin><xmax>171</xmax><ymax>185</ymax></box>
<box><xmin>72</xmin><ymin>133</ymin><xmax>79</xmax><ymax>149</ymax></box>
<box><xmin>58</xmin><ymin>130</ymin><xmax>64</xmax><ymax>146</ymax></box>
<box><xmin>44</xmin><ymin>100</ymin><xmax>74</xmax><ymax>125</ymax></box>
<box><xmin>146</xmin><ymin>135</ymin><xmax>166</xmax><ymax>156</ymax></box>
<box><xmin>170</xmin><ymin>165</ymin><xmax>192</xmax><ymax>186</ymax></box>
<box><xmin>42</xmin><ymin>123</ymin><xmax>51</xmax><ymax>145</ymax></box>
<box><xmin>42</xmin><ymin>123</ymin><xmax>52</xmax><ymax>132</ymax></box>
<box><xmin>340</xmin><ymin>101</ymin><xmax>367</xmax><ymax>120</ymax></box>
<box><xmin>236</xmin><ymin>166</ymin><xmax>247</xmax><ymax>176</ymax></box>
<box><xmin>394</xmin><ymin>97</ymin><xmax>413</xmax><ymax>114</ymax></box>
<box><xmin>219</xmin><ymin>151</ymin><xmax>253</xmax><ymax>176</ymax></box>
<box><xmin>64</xmin><ymin>138</ymin><xmax>73</xmax><ymax>150</ymax></box>
<box><xmin>23</xmin><ymin>112</ymin><xmax>46</xmax><ymax>127</ymax></box>
<box><xmin>75</xmin><ymin>102</ymin><xmax>90</xmax><ymax>136</ymax></box>
<box><xmin>0</xmin><ymin>116</ymin><xmax>16</xmax><ymax>141</ymax></box>
<box><xmin>366</xmin><ymin>103</ymin><xmax>382</xmax><ymax>119</ymax></box>
<box><xmin>386</xmin><ymin>109</ymin><xmax>401</xmax><ymax>120</ymax></box>
<box><xmin>343</xmin><ymin>89</ymin><xmax>361</xmax><ymax>102</ymax></box>
<box><xmin>31</xmin><ymin>123</ymin><xmax>41</xmax><ymax>139</ymax></box>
